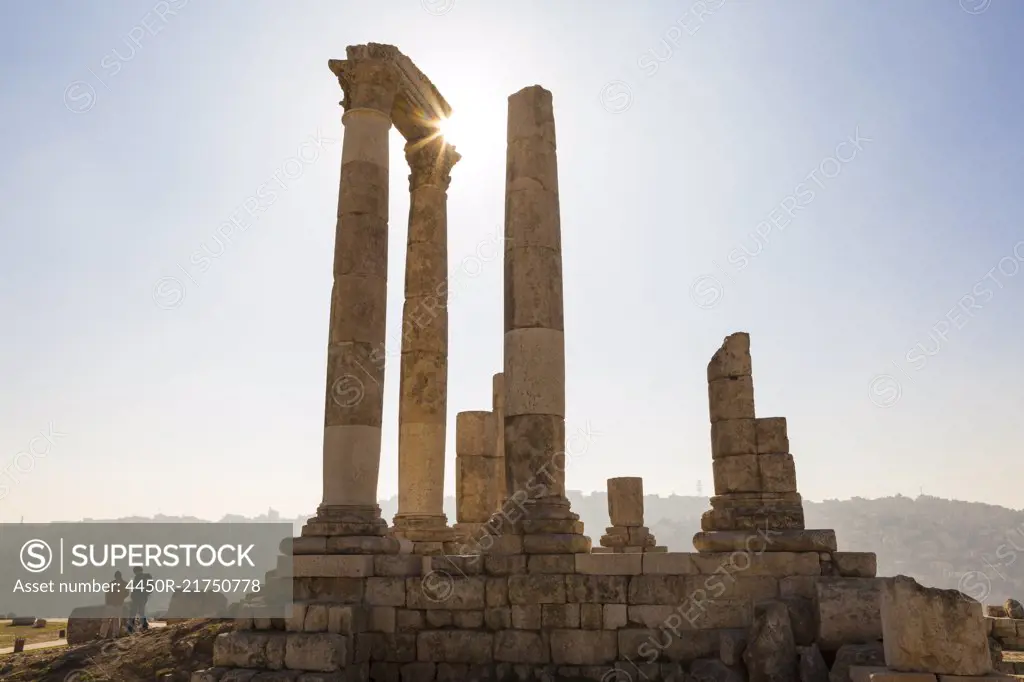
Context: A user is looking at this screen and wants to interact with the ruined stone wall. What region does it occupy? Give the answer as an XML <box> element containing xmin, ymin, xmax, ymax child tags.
<box><xmin>202</xmin><ymin>549</ymin><xmax>883</xmax><ymax>681</ymax></box>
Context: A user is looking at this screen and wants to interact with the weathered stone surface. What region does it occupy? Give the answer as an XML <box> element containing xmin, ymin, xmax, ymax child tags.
<box><xmin>618</xmin><ymin>627</ymin><xmax>718</xmax><ymax>662</ymax></box>
<box><xmin>829</xmin><ymin>643</ymin><xmax>885</xmax><ymax>682</ymax></box>
<box><xmin>693</xmin><ymin>529</ymin><xmax>833</xmax><ymax>554</ymax></box>
<box><xmin>743</xmin><ymin>600</ymin><xmax>797</xmax><ymax>682</ymax></box>
<box><xmin>568</xmin><ymin>574</ymin><xmax>629</xmax><ymax>604</ymax></box>
<box><xmin>815</xmin><ymin>578</ymin><xmax>883</xmax><ymax>651</ymax></box>
<box><xmin>708</xmin><ymin>332</ymin><xmax>752</xmax><ymax>382</ymax></box>
<box><xmin>712</xmin><ymin>419</ymin><xmax>758</xmax><ymax>458</ymax></box>
<box><xmin>759</xmin><ymin>453</ymin><xmax>798</xmax><ymax>493</ymax></box>
<box><xmin>284</xmin><ymin>633</ymin><xmax>348</xmax><ymax>672</ymax></box>
<box><xmin>416</xmin><ymin>630</ymin><xmax>493</xmax><ymax>664</ymax></box>
<box><xmin>847</xmin><ymin>666</ymin><xmax>891</xmax><ymax>682</ymax></box>
<box><xmin>880</xmin><ymin>575</ymin><xmax>991</xmax><ymax>675</ymax></box>
<box><xmin>798</xmin><ymin>644</ymin><xmax>830</xmax><ymax>682</ymax></box>
<box><xmin>833</xmin><ymin>553</ymin><xmax>877</xmax><ymax>579</ymax></box>
<box><xmin>714</xmin><ymin>455</ymin><xmax>761</xmax><ymax>494</ymax></box>
<box><xmin>607</xmin><ymin>477</ymin><xmax>645</xmax><ymax>527</ymax></box>
<box><xmin>692</xmin><ymin>658</ymin><xmax>749</xmax><ymax>682</ymax></box>
<box><xmin>550</xmin><ymin>630</ymin><xmax>617</xmax><ymax>665</ymax></box>
<box><xmin>755</xmin><ymin>417</ymin><xmax>790</xmax><ymax>455</ymax></box>
<box><xmin>213</xmin><ymin>632</ymin><xmax>273</xmax><ymax>668</ymax></box>
<box><xmin>721</xmin><ymin>628</ymin><xmax>749</xmax><ymax>666</ymax></box>
<box><xmin>576</xmin><ymin>552</ymin><xmax>642</xmax><ymax>575</ymax></box>
<box><xmin>494</xmin><ymin>630</ymin><xmax>548</xmax><ymax>664</ymax></box>
<box><xmin>709</xmin><ymin>376</ymin><xmax>756</xmax><ymax>422</ymax></box>
<box><xmin>780</xmin><ymin>596</ymin><xmax>817</xmax><ymax>646</ymax></box>
<box><xmin>1006</xmin><ymin>598</ymin><xmax>1024</xmax><ymax>619</ymax></box>
<box><xmin>508</xmin><ymin>574</ymin><xmax>566</xmax><ymax>604</ymax></box>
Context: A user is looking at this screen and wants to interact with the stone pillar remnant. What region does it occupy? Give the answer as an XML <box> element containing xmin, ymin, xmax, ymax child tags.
<box><xmin>392</xmin><ymin>134</ymin><xmax>460</xmax><ymax>553</ymax></box>
<box><xmin>495</xmin><ymin>85</ymin><xmax>589</xmax><ymax>554</ymax></box>
<box><xmin>454</xmin><ymin>410</ymin><xmax>504</xmax><ymax>543</ymax></box>
<box><xmin>492</xmin><ymin>372</ymin><xmax>507</xmax><ymax>507</ymax></box>
<box><xmin>595</xmin><ymin>477</ymin><xmax>666</xmax><ymax>554</ymax></box>
<box><xmin>304</xmin><ymin>51</ymin><xmax>401</xmax><ymax>553</ymax></box>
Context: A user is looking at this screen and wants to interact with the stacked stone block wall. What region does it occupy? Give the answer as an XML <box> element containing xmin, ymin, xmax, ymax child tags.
<box><xmin>200</xmin><ymin>549</ymin><xmax>884</xmax><ymax>681</ymax></box>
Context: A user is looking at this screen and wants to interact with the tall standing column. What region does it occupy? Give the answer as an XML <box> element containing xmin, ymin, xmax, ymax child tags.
<box><xmin>305</xmin><ymin>55</ymin><xmax>400</xmax><ymax>551</ymax></box>
<box><xmin>392</xmin><ymin>134</ymin><xmax>460</xmax><ymax>552</ymax></box>
<box><xmin>501</xmin><ymin>85</ymin><xmax>589</xmax><ymax>554</ymax></box>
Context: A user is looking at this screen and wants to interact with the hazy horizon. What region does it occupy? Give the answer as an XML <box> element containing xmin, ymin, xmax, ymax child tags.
<box><xmin>3</xmin><ymin>1</ymin><xmax>1023</xmax><ymax>523</ymax></box>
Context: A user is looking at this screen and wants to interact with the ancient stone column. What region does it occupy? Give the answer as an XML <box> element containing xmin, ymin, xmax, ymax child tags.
<box><xmin>303</xmin><ymin>54</ymin><xmax>400</xmax><ymax>551</ymax></box>
<box><xmin>453</xmin><ymin>411</ymin><xmax>503</xmax><ymax>543</ymax></box>
<box><xmin>500</xmin><ymin>85</ymin><xmax>588</xmax><ymax>554</ymax></box>
<box><xmin>392</xmin><ymin>134</ymin><xmax>460</xmax><ymax>551</ymax></box>
<box><xmin>492</xmin><ymin>372</ymin><xmax>507</xmax><ymax>506</ymax></box>
<box><xmin>595</xmin><ymin>477</ymin><xmax>666</xmax><ymax>554</ymax></box>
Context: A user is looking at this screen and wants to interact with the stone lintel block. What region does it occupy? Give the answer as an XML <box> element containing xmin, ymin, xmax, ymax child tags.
<box><xmin>713</xmin><ymin>454</ymin><xmax>761</xmax><ymax>494</ymax></box>
<box><xmin>711</xmin><ymin>419</ymin><xmax>757</xmax><ymax>458</ymax></box>
<box><xmin>755</xmin><ymin>417</ymin><xmax>790</xmax><ymax>454</ymax></box>
<box><xmin>503</xmin><ymin>328</ymin><xmax>565</xmax><ymax>417</ymax></box>
<box><xmin>834</xmin><ymin>552</ymin><xmax>878</xmax><ymax>579</ymax></box>
<box><xmin>575</xmin><ymin>553</ymin><xmax>642</xmax><ymax>575</ymax></box>
<box><xmin>692</xmin><ymin>529</ymin><xmax>837</xmax><ymax>553</ymax></box>
<box><xmin>607</xmin><ymin>477</ymin><xmax>644</xmax><ymax>527</ymax></box>
<box><xmin>522</xmin><ymin>533</ymin><xmax>591</xmax><ymax>554</ymax></box>
<box><xmin>708</xmin><ymin>376</ymin><xmax>755</xmax><ymax>423</ymax></box>
<box><xmin>759</xmin><ymin>453</ymin><xmax>798</xmax><ymax>493</ymax></box>
<box><xmin>455</xmin><ymin>411</ymin><xmax>494</xmax><ymax>457</ymax></box>
<box><xmin>816</xmin><ymin>577</ymin><xmax>884</xmax><ymax>651</ymax></box>
<box><xmin>881</xmin><ymin>575</ymin><xmax>992</xmax><ymax>675</ymax></box>
<box><xmin>707</xmin><ymin>332</ymin><xmax>752</xmax><ymax>382</ymax></box>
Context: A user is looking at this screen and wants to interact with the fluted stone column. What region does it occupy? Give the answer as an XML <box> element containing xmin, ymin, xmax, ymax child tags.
<box><xmin>303</xmin><ymin>56</ymin><xmax>400</xmax><ymax>551</ymax></box>
<box><xmin>392</xmin><ymin>134</ymin><xmax>460</xmax><ymax>550</ymax></box>
<box><xmin>500</xmin><ymin>86</ymin><xmax>589</xmax><ymax>554</ymax></box>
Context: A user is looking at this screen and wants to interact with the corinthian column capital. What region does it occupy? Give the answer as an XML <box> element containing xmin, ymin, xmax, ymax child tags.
<box><xmin>406</xmin><ymin>136</ymin><xmax>461</xmax><ymax>192</ymax></box>
<box><xmin>328</xmin><ymin>57</ymin><xmax>401</xmax><ymax>116</ymax></box>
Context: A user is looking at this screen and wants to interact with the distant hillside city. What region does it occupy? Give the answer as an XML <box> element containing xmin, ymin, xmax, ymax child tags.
<box><xmin>63</xmin><ymin>493</ymin><xmax>1024</xmax><ymax>605</ymax></box>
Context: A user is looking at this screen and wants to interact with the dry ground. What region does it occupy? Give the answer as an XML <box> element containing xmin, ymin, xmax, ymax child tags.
<box><xmin>0</xmin><ymin>619</ymin><xmax>68</xmax><ymax>648</ymax></box>
<box><xmin>0</xmin><ymin>618</ymin><xmax>232</xmax><ymax>682</ymax></box>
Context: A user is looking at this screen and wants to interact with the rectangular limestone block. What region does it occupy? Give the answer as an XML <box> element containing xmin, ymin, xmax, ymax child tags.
<box><xmin>881</xmin><ymin>575</ymin><xmax>992</xmax><ymax>675</ymax></box>
<box><xmin>815</xmin><ymin>578</ymin><xmax>884</xmax><ymax>651</ymax></box>
<box><xmin>566</xmin><ymin>575</ymin><xmax>629</xmax><ymax>604</ymax></box>
<box><xmin>642</xmin><ymin>552</ymin><xmax>697</xmax><ymax>575</ymax></box>
<box><xmin>713</xmin><ymin>454</ymin><xmax>761</xmax><ymax>494</ymax></box>
<box><xmin>508</xmin><ymin>574</ymin><xmax>567</xmax><ymax>604</ymax></box>
<box><xmin>711</xmin><ymin>419</ymin><xmax>757</xmax><ymax>458</ymax></box>
<box><xmin>707</xmin><ymin>332</ymin><xmax>752</xmax><ymax>382</ymax></box>
<box><xmin>708</xmin><ymin>376</ymin><xmax>755</xmax><ymax>423</ymax></box>
<box><xmin>455</xmin><ymin>411</ymin><xmax>495</xmax><ymax>458</ymax></box>
<box><xmin>690</xmin><ymin>551</ymin><xmax>821</xmax><ymax>577</ymax></box>
<box><xmin>619</xmin><ymin>628</ymin><xmax>719</xmax><ymax>662</ymax></box>
<box><xmin>549</xmin><ymin>630</ymin><xmax>618</xmax><ymax>665</ymax></box>
<box><xmin>406</xmin><ymin>577</ymin><xmax>485</xmax><ymax>610</ymax></box>
<box><xmin>416</xmin><ymin>631</ymin><xmax>494</xmax><ymax>664</ymax></box>
<box><xmin>834</xmin><ymin>552</ymin><xmax>877</xmax><ymax>578</ymax></box>
<box><xmin>575</xmin><ymin>553</ymin><xmax>642</xmax><ymax>575</ymax></box>
<box><xmin>755</xmin><ymin>417</ymin><xmax>789</xmax><ymax>454</ymax></box>
<box><xmin>289</xmin><ymin>555</ymin><xmax>376</xmax><ymax>578</ymax></box>
<box><xmin>607</xmin><ymin>477</ymin><xmax>645</xmax><ymax>526</ymax></box>
<box><xmin>758</xmin><ymin>453</ymin><xmax>798</xmax><ymax>493</ymax></box>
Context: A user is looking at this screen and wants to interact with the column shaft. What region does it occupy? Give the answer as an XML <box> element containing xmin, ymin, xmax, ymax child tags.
<box><xmin>500</xmin><ymin>86</ymin><xmax>588</xmax><ymax>553</ymax></box>
<box><xmin>393</xmin><ymin>135</ymin><xmax>460</xmax><ymax>543</ymax></box>
<box><xmin>313</xmin><ymin>57</ymin><xmax>399</xmax><ymax>540</ymax></box>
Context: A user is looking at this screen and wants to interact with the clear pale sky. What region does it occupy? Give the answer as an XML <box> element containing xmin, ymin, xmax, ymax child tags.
<box><xmin>2</xmin><ymin>1</ymin><xmax>1022</xmax><ymax>523</ymax></box>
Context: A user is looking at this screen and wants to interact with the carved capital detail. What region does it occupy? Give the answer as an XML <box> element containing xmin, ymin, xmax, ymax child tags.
<box><xmin>406</xmin><ymin>136</ymin><xmax>461</xmax><ymax>191</ymax></box>
<box><xmin>329</xmin><ymin>58</ymin><xmax>401</xmax><ymax>116</ymax></box>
